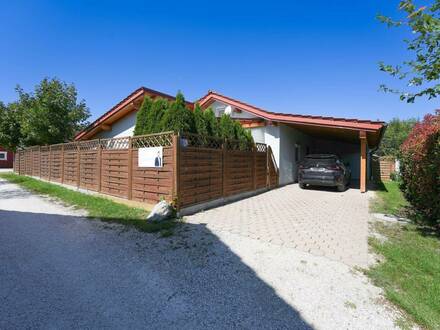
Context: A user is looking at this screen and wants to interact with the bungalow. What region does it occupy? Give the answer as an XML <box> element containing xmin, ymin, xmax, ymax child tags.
<box><xmin>75</xmin><ymin>87</ymin><xmax>386</xmax><ymax>192</ymax></box>
<box><xmin>0</xmin><ymin>146</ymin><xmax>13</xmax><ymax>168</ymax></box>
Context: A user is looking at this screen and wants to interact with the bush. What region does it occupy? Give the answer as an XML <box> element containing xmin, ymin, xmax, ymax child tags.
<box><xmin>160</xmin><ymin>92</ymin><xmax>195</xmax><ymax>133</ymax></box>
<box><xmin>400</xmin><ymin>110</ymin><xmax>440</xmax><ymax>225</ymax></box>
<box><xmin>203</xmin><ymin>108</ymin><xmax>220</xmax><ymax>137</ymax></box>
<box><xmin>133</xmin><ymin>92</ymin><xmax>254</xmax><ymax>150</ymax></box>
<box><xmin>133</xmin><ymin>96</ymin><xmax>153</xmax><ymax>135</ymax></box>
<box><xmin>193</xmin><ymin>104</ymin><xmax>208</xmax><ymax>136</ymax></box>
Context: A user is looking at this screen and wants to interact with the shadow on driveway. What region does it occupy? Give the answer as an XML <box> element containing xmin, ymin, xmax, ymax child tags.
<box><xmin>0</xmin><ymin>209</ymin><xmax>313</xmax><ymax>329</ymax></box>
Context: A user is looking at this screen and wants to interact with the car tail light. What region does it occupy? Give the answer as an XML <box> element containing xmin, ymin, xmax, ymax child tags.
<box><xmin>325</xmin><ymin>164</ymin><xmax>341</xmax><ymax>170</ymax></box>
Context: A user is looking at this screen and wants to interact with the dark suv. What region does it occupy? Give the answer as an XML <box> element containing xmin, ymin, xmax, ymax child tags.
<box><xmin>298</xmin><ymin>154</ymin><xmax>351</xmax><ymax>192</ymax></box>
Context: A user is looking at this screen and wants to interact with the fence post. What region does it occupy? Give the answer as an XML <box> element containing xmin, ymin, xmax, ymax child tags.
<box><xmin>222</xmin><ymin>138</ymin><xmax>227</xmax><ymax>197</ymax></box>
<box><xmin>127</xmin><ymin>137</ymin><xmax>133</xmax><ymax>200</ymax></box>
<box><xmin>39</xmin><ymin>146</ymin><xmax>42</xmax><ymax>178</ymax></box>
<box><xmin>173</xmin><ymin>132</ymin><xmax>181</xmax><ymax>211</ymax></box>
<box><xmin>48</xmin><ymin>146</ymin><xmax>52</xmax><ymax>182</ymax></box>
<box><xmin>61</xmin><ymin>144</ymin><xmax>65</xmax><ymax>184</ymax></box>
<box><xmin>76</xmin><ymin>142</ymin><xmax>80</xmax><ymax>188</ymax></box>
<box><xmin>266</xmin><ymin>146</ymin><xmax>269</xmax><ymax>188</ymax></box>
<box><xmin>97</xmin><ymin>139</ymin><xmax>102</xmax><ymax>192</ymax></box>
<box><xmin>253</xmin><ymin>145</ymin><xmax>257</xmax><ymax>190</ymax></box>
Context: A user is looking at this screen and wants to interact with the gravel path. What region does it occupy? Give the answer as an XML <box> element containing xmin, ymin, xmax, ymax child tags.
<box><xmin>0</xmin><ymin>178</ymin><xmax>401</xmax><ymax>329</ymax></box>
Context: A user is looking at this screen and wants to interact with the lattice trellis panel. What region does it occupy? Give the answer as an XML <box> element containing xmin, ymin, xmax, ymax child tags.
<box><xmin>132</xmin><ymin>132</ymin><xmax>174</xmax><ymax>149</ymax></box>
<box><xmin>100</xmin><ymin>137</ymin><xmax>130</xmax><ymax>150</ymax></box>
<box><xmin>79</xmin><ymin>139</ymin><xmax>100</xmax><ymax>151</ymax></box>
<box><xmin>224</xmin><ymin>139</ymin><xmax>253</xmax><ymax>152</ymax></box>
<box><xmin>255</xmin><ymin>143</ymin><xmax>267</xmax><ymax>153</ymax></box>
<box><xmin>180</xmin><ymin>133</ymin><xmax>223</xmax><ymax>149</ymax></box>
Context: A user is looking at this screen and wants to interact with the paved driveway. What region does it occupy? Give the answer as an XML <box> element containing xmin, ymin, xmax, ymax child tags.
<box><xmin>185</xmin><ymin>184</ymin><xmax>372</xmax><ymax>267</ymax></box>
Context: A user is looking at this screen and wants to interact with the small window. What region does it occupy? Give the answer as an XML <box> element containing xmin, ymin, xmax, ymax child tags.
<box><xmin>0</xmin><ymin>152</ymin><xmax>7</xmax><ymax>160</ymax></box>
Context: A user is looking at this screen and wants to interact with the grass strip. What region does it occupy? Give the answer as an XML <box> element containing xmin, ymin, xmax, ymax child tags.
<box><xmin>0</xmin><ymin>172</ymin><xmax>175</xmax><ymax>233</ymax></box>
<box><xmin>368</xmin><ymin>223</ymin><xmax>440</xmax><ymax>329</ymax></box>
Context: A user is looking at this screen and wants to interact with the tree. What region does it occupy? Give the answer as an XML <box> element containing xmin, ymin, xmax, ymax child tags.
<box><xmin>160</xmin><ymin>92</ymin><xmax>195</xmax><ymax>133</ymax></box>
<box><xmin>134</xmin><ymin>96</ymin><xmax>153</xmax><ymax>135</ymax></box>
<box><xmin>377</xmin><ymin>117</ymin><xmax>418</xmax><ymax>156</ymax></box>
<box><xmin>18</xmin><ymin>78</ymin><xmax>90</xmax><ymax>145</ymax></box>
<box><xmin>0</xmin><ymin>102</ymin><xmax>22</xmax><ymax>151</ymax></box>
<box><xmin>399</xmin><ymin>110</ymin><xmax>440</xmax><ymax>224</ymax></box>
<box><xmin>219</xmin><ymin>114</ymin><xmax>236</xmax><ymax>139</ymax></box>
<box><xmin>148</xmin><ymin>98</ymin><xmax>168</xmax><ymax>133</ymax></box>
<box><xmin>193</xmin><ymin>103</ymin><xmax>208</xmax><ymax>136</ymax></box>
<box><xmin>203</xmin><ymin>108</ymin><xmax>220</xmax><ymax>137</ymax></box>
<box><xmin>378</xmin><ymin>1</ymin><xmax>440</xmax><ymax>102</ymax></box>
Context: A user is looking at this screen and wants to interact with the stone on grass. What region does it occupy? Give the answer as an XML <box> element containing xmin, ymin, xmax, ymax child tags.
<box><xmin>146</xmin><ymin>200</ymin><xmax>174</xmax><ymax>223</ymax></box>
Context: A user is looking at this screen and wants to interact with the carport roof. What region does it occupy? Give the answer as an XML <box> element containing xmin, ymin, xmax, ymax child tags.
<box><xmin>198</xmin><ymin>91</ymin><xmax>385</xmax><ymax>132</ymax></box>
<box><xmin>198</xmin><ymin>91</ymin><xmax>386</xmax><ymax>148</ymax></box>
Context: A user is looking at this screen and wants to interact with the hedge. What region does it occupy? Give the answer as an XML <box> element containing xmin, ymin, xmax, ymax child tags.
<box><xmin>400</xmin><ymin>110</ymin><xmax>440</xmax><ymax>225</ymax></box>
<box><xmin>134</xmin><ymin>92</ymin><xmax>254</xmax><ymax>148</ymax></box>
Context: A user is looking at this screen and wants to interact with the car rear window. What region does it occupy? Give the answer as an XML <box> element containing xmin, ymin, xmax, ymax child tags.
<box><xmin>303</xmin><ymin>156</ymin><xmax>337</xmax><ymax>166</ymax></box>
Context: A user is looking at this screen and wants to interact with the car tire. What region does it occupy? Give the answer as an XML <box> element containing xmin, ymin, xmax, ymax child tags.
<box><xmin>337</xmin><ymin>184</ymin><xmax>346</xmax><ymax>192</ymax></box>
<box><xmin>299</xmin><ymin>183</ymin><xmax>306</xmax><ymax>189</ymax></box>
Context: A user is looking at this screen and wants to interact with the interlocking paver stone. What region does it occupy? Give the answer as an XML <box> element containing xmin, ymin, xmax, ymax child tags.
<box><xmin>185</xmin><ymin>184</ymin><xmax>372</xmax><ymax>267</ymax></box>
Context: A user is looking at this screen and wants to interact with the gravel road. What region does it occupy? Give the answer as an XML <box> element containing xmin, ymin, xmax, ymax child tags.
<box><xmin>0</xmin><ymin>178</ymin><xmax>401</xmax><ymax>329</ymax></box>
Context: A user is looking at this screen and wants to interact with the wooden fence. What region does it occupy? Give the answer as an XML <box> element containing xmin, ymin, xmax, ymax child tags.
<box><xmin>372</xmin><ymin>156</ymin><xmax>396</xmax><ymax>182</ymax></box>
<box><xmin>14</xmin><ymin>132</ymin><xmax>279</xmax><ymax>210</ymax></box>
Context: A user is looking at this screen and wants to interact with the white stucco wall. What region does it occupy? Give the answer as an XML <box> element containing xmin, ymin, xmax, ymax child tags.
<box><xmin>210</xmin><ymin>101</ymin><xmax>257</xmax><ymax>119</ymax></box>
<box><xmin>94</xmin><ymin>111</ymin><xmax>138</xmax><ymax>139</ymax></box>
<box><xmin>278</xmin><ymin>125</ymin><xmax>313</xmax><ymax>185</ymax></box>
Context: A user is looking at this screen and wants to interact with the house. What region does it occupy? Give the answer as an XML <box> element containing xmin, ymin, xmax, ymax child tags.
<box><xmin>75</xmin><ymin>87</ymin><xmax>386</xmax><ymax>192</ymax></box>
<box><xmin>0</xmin><ymin>146</ymin><xmax>13</xmax><ymax>168</ymax></box>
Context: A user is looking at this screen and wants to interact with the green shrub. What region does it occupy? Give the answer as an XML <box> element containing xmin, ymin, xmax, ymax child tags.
<box><xmin>194</xmin><ymin>104</ymin><xmax>208</xmax><ymax>136</ymax></box>
<box><xmin>160</xmin><ymin>92</ymin><xmax>195</xmax><ymax>133</ymax></box>
<box><xmin>400</xmin><ymin>110</ymin><xmax>440</xmax><ymax>225</ymax></box>
<box><xmin>133</xmin><ymin>92</ymin><xmax>254</xmax><ymax>150</ymax></box>
<box><xmin>147</xmin><ymin>98</ymin><xmax>168</xmax><ymax>133</ymax></box>
<box><xmin>133</xmin><ymin>96</ymin><xmax>153</xmax><ymax>135</ymax></box>
<box><xmin>203</xmin><ymin>108</ymin><xmax>220</xmax><ymax>137</ymax></box>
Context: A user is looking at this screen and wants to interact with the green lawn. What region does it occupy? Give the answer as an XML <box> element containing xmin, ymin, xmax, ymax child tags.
<box><xmin>368</xmin><ymin>223</ymin><xmax>440</xmax><ymax>329</ymax></box>
<box><xmin>369</xmin><ymin>180</ymin><xmax>440</xmax><ymax>329</ymax></box>
<box><xmin>0</xmin><ymin>172</ymin><xmax>175</xmax><ymax>233</ymax></box>
<box><xmin>371</xmin><ymin>181</ymin><xmax>409</xmax><ymax>216</ymax></box>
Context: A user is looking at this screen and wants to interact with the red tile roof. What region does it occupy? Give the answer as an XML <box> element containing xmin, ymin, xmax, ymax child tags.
<box><xmin>75</xmin><ymin>87</ymin><xmax>193</xmax><ymax>141</ymax></box>
<box><xmin>197</xmin><ymin>91</ymin><xmax>385</xmax><ymax>132</ymax></box>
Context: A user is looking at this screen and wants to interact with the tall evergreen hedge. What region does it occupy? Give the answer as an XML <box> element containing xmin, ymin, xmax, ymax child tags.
<box><xmin>133</xmin><ymin>92</ymin><xmax>254</xmax><ymax>148</ymax></box>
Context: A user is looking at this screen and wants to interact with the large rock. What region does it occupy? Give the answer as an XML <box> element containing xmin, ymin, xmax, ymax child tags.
<box><xmin>146</xmin><ymin>200</ymin><xmax>174</xmax><ymax>222</ymax></box>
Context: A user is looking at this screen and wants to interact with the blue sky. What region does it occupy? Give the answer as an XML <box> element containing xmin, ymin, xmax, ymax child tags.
<box><xmin>0</xmin><ymin>0</ymin><xmax>437</xmax><ymax>122</ymax></box>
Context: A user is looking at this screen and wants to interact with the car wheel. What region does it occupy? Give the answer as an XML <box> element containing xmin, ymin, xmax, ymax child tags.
<box><xmin>337</xmin><ymin>184</ymin><xmax>346</xmax><ymax>192</ymax></box>
<box><xmin>299</xmin><ymin>183</ymin><xmax>306</xmax><ymax>189</ymax></box>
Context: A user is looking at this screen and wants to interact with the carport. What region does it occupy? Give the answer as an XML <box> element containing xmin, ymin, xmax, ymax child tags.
<box><xmin>197</xmin><ymin>91</ymin><xmax>387</xmax><ymax>193</ymax></box>
<box><xmin>280</xmin><ymin>122</ymin><xmax>385</xmax><ymax>192</ymax></box>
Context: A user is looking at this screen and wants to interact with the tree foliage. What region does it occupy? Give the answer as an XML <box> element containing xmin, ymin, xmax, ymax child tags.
<box><xmin>160</xmin><ymin>92</ymin><xmax>195</xmax><ymax>133</ymax></box>
<box><xmin>378</xmin><ymin>1</ymin><xmax>440</xmax><ymax>102</ymax></box>
<box><xmin>0</xmin><ymin>102</ymin><xmax>22</xmax><ymax>151</ymax></box>
<box><xmin>399</xmin><ymin>110</ymin><xmax>440</xmax><ymax>224</ymax></box>
<box><xmin>133</xmin><ymin>93</ymin><xmax>254</xmax><ymax>149</ymax></box>
<box><xmin>0</xmin><ymin>78</ymin><xmax>89</xmax><ymax>149</ymax></box>
<box><xmin>193</xmin><ymin>103</ymin><xmax>208</xmax><ymax>136</ymax></box>
<box><xmin>377</xmin><ymin>117</ymin><xmax>418</xmax><ymax>156</ymax></box>
<box><xmin>203</xmin><ymin>108</ymin><xmax>220</xmax><ymax>137</ymax></box>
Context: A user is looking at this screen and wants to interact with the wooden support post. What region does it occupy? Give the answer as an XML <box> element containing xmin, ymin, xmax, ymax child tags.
<box><xmin>61</xmin><ymin>144</ymin><xmax>65</xmax><ymax>184</ymax></box>
<box><xmin>30</xmin><ymin>148</ymin><xmax>33</xmax><ymax>176</ymax></box>
<box><xmin>266</xmin><ymin>146</ymin><xmax>270</xmax><ymax>188</ymax></box>
<box><xmin>253</xmin><ymin>145</ymin><xmax>257</xmax><ymax>190</ymax></box>
<box><xmin>127</xmin><ymin>137</ymin><xmax>133</xmax><ymax>200</ymax></box>
<box><xmin>38</xmin><ymin>146</ymin><xmax>41</xmax><ymax>179</ymax></box>
<box><xmin>360</xmin><ymin>131</ymin><xmax>367</xmax><ymax>193</ymax></box>
<box><xmin>48</xmin><ymin>146</ymin><xmax>52</xmax><ymax>182</ymax></box>
<box><xmin>173</xmin><ymin>133</ymin><xmax>181</xmax><ymax>210</ymax></box>
<box><xmin>222</xmin><ymin>139</ymin><xmax>227</xmax><ymax>197</ymax></box>
<box><xmin>97</xmin><ymin>140</ymin><xmax>102</xmax><ymax>192</ymax></box>
<box><xmin>76</xmin><ymin>142</ymin><xmax>81</xmax><ymax>188</ymax></box>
